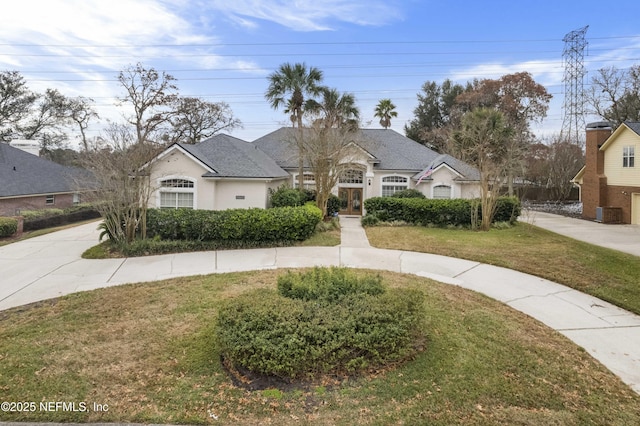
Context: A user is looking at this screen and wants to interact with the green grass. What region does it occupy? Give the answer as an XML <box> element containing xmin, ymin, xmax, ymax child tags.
<box><xmin>365</xmin><ymin>223</ymin><xmax>640</xmax><ymax>316</ymax></box>
<box><xmin>1</xmin><ymin>270</ymin><xmax>639</xmax><ymax>425</ymax></box>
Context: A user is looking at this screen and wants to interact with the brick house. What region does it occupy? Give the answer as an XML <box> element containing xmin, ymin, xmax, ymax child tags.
<box><xmin>572</xmin><ymin>122</ymin><xmax>640</xmax><ymax>224</ymax></box>
<box><xmin>0</xmin><ymin>141</ymin><xmax>91</xmax><ymax>217</ymax></box>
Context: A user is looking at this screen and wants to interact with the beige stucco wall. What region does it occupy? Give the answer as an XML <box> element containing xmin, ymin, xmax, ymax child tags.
<box><xmin>150</xmin><ymin>148</ymin><xmax>288</xmax><ymax>210</ymax></box>
<box><xmin>603</xmin><ymin>127</ymin><xmax>640</xmax><ymax>187</ymax></box>
<box><xmin>214</xmin><ymin>179</ymin><xmax>283</xmax><ymax>209</ymax></box>
<box><xmin>149</xmin><ymin>149</ymin><xmax>216</xmax><ymax>209</ymax></box>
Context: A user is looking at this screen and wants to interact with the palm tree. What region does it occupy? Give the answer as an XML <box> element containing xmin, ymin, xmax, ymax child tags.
<box><xmin>265</xmin><ymin>63</ymin><xmax>324</xmax><ymax>187</ymax></box>
<box><xmin>312</xmin><ymin>87</ymin><xmax>360</xmax><ymax>130</ymax></box>
<box><xmin>374</xmin><ymin>98</ymin><xmax>398</xmax><ymax>129</ymax></box>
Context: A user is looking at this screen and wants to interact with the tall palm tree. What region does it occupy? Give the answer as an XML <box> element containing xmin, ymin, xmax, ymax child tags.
<box><xmin>374</xmin><ymin>98</ymin><xmax>398</xmax><ymax>129</ymax></box>
<box><xmin>265</xmin><ymin>63</ymin><xmax>324</xmax><ymax>187</ymax></box>
<box><xmin>313</xmin><ymin>87</ymin><xmax>360</xmax><ymax>130</ymax></box>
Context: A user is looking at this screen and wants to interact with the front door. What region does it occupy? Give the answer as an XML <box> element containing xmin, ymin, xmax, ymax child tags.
<box><xmin>338</xmin><ymin>188</ymin><xmax>363</xmax><ymax>215</ymax></box>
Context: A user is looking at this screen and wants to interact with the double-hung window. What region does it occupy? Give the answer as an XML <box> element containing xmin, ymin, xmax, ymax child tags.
<box><xmin>159</xmin><ymin>178</ymin><xmax>195</xmax><ymax>209</ymax></box>
<box><xmin>623</xmin><ymin>146</ymin><xmax>635</xmax><ymax>168</ymax></box>
<box><xmin>381</xmin><ymin>176</ymin><xmax>408</xmax><ymax>197</ymax></box>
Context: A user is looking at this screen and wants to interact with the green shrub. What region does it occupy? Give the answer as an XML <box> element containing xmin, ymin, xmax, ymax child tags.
<box><xmin>0</xmin><ymin>217</ymin><xmax>18</xmax><ymax>237</ymax></box>
<box><xmin>360</xmin><ymin>214</ymin><xmax>380</xmax><ymax>227</ymax></box>
<box><xmin>391</xmin><ymin>188</ymin><xmax>426</xmax><ymax>198</ymax></box>
<box><xmin>364</xmin><ymin>196</ymin><xmax>521</xmax><ymax>227</ymax></box>
<box><xmin>20</xmin><ymin>208</ymin><xmax>65</xmax><ymax>220</ymax></box>
<box><xmin>277</xmin><ymin>267</ymin><xmax>385</xmax><ymax>302</ymax></box>
<box><xmin>217</xmin><ymin>269</ymin><xmax>425</xmax><ymax>380</ymax></box>
<box><xmin>269</xmin><ymin>186</ymin><xmax>306</xmax><ymax>208</ymax></box>
<box><xmin>146</xmin><ymin>204</ymin><xmax>322</xmax><ymax>243</ymax></box>
<box><xmin>326</xmin><ymin>194</ymin><xmax>340</xmax><ymax>216</ymax></box>
<box><xmin>493</xmin><ymin>196</ymin><xmax>521</xmax><ymax>223</ymax></box>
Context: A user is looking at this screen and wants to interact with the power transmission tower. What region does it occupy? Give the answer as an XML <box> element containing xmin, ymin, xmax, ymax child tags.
<box><xmin>561</xmin><ymin>25</ymin><xmax>589</xmax><ymax>145</ymax></box>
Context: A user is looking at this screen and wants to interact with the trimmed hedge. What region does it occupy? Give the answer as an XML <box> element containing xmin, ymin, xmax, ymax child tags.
<box><xmin>277</xmin><ymin>267</ymin><xmax>385</xmax><ymax>302</ymax></box>
<box><xmin>363</xmin><ymin>196</ymin><xmax>521</xmax><ymax>227</ymax></box>
<box><xmin>0</xmin><ymin>217</ymin><xmax>18</xmax><ymax>237</ymax></box>
<box><xmin>146</xmin><ymin>204</ymin><xmax>322</xmax><ymax>242</ymax></box>
<box><xmin>217</xmin><ymin>268</ymin><xmax>425</xmax><ymax>380</ymax></box>
<box><xmin>391</xmin><ymin>188</ymin><xmax>426</xmax><ymax>199</ymax></box>
<box><xmin>23</xmin><ymin>208</ymin><xmax>100</xmax><ymax>231</ymax></box>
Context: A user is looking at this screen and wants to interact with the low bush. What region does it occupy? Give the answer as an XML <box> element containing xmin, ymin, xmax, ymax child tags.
<box><xmin>360</xmin><ymin>214</ymin><xmax>380</xmax><ymax>227</ymax></box>
<box><xmin>22</xmin><ymin>204</ymin><xmax>100</xmax><ymax>232</ymax></box>
<box><xmin>391</xmin><ymin>188</ymin><xmax>426</xmax><ymax>198</ymax></box>
<box><xmin>0</xmin><ymin>217</ymin><xmax>18</xmax><ymax>237</ymax></box>
<box><xmin>326</xmin><ymin>194</ymin><xmax>340</xmax><ymax>216</ymax></box>
<box><xmin>364</xmin><ymin>196</ymin><xmax>521</xmax><ymax>227</ymax></box>
<box><xmin>277</xmin><ymin>267</ymin><xmax>385</xmax><ymax>302</ymax></box>
<box><xmin>269</xmin><ymin>186</ymin><xmax>307</xmax><ymax>208</ymax></box>
<box><xmin>146</xmin><ymin>204</ymin><xmax>322</xmax><ymax>243</ymax></box>
<box><xmin>217</xmin><ymin>268</ymin><xmax>426</xmax><ymax>380</ymax></box>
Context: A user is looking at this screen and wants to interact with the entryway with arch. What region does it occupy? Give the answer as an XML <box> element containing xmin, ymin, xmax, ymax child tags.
<box><xmin>338</xmin><ymin>168</ymin><xmax>365</xmax><ymax>215</ymax></box>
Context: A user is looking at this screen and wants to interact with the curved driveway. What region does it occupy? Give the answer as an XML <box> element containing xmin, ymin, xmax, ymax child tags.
<box><xmin>1</xmin><ymin>216</ymin><xmax>639</xmax><ymax>394</ymax></box>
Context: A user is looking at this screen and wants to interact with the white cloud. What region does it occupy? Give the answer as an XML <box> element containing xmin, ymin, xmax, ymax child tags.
<box><xmin>204</xmin><ymin>0</ymin><xmax>404</xmax><ymax>31</ymax></box>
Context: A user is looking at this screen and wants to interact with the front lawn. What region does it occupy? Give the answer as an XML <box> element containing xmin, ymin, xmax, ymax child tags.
<box><xmin>365</xmin><ymin>223</ymin><xmax>640</xmax><ymax>316</ymax></box>
<box><xmin>1</xmin><ymin>270</ymin><xmax>639</xmax><ymax>425</ymax></box>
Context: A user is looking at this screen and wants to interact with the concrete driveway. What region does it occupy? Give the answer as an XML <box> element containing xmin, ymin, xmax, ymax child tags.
<box><xmin>1</xmin><ymin>217</ymin><xmax>639</xmax><ymax>394</ymax></box>
<box><xmin>526</xmin><ymin>211</ymin><xmax>640</xmax><ymax>257</ymax></box>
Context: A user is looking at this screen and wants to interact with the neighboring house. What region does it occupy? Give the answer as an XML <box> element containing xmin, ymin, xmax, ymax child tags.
<box><xmin>0</xmin><ymin>141</ymin><xmax>89</xmax><ymax>217</ymax></box>
<box><xmin>253</xmin><ymin>128</ymin><xmax>481</xmax><ymax>215</ymax></box>
<box><xmin>149</xmin><ymin>134</ymin><xmax>290</xmax><ymax>210</ymax></box>
<box><xmin>149</xmin><ymin>129</ymin><xmax>481</xmax><ymax>215</ymax></box>
<box><xmin>572</xmin><ymin>121</ymin><xmax>640</xmax><ymax>224</ymax></box>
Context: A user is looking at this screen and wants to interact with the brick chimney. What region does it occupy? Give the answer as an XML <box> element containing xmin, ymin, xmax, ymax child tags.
<box><xmin>581</xmin><ymin>122</ymin><xmax>612</xmax><ymax>220</ymax></box>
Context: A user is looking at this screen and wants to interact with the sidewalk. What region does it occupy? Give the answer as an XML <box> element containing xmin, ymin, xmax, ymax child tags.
<box><xmin>0</xmin><ymin>218</ymin><xmax>639</xmax><ymax>394</ymax></box>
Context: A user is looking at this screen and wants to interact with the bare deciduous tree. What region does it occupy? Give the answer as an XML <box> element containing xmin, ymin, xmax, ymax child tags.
<box><xmin>167</xmin><ymin>97</ymin><xmax>241</xmax><ymax>144</ymax></box>
<box><xmin>117</xmin><ymin>63</ymin><xmax>179</xmax><ymax>145</ymax></box>
<box><xmin>80</xmin><ymin>122</ymin><xmax>160</xmax><ymax>244</ymax></box>
<box><xmin>588</xmin><ymin>65</ymin><xmax>640</xmax><ymax>128</ymax></box>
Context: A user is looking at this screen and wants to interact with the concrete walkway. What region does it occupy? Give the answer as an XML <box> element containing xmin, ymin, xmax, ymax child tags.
<box><xmin>0</xmin><ymin>217</ymin><xmax>639</xmax><ymax>394</ymax></box>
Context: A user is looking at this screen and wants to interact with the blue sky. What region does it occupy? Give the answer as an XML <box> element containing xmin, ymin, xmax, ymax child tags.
<box><xmin>2</xmin><ymin>0</ymin><xmax>640</xmax><ymax>146</ymax></box>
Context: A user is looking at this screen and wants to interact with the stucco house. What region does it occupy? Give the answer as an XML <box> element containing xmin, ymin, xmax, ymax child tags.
<box><xmin>150</xmin><ymin>129</ymin><xmax>481</xmax><ymax>215</ymax></box>
<box><xmin>253</xmin><ymin>128</ymin><xmax>481</xmax><ymax>215</ymax></box>
<box><xmin>149</xmin><ymin>134</ymin><xmax>290</xmax><ymax>210</ymax></box>
<box><xmin>572</xmin><ymin>121</ymin><xmax>640</xmax><ymax>224</ymax></box>
<box><xmin>0</xmin><ymin>141</ymin><xmax>89</xmax><ymax>217</ymax></box>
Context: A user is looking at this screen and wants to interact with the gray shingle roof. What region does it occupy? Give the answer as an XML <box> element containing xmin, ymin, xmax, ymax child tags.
<box><xmin>252</xmin><ymin>128</ymin><xmax>480</xmax><ymax>181</ymax></box>
<box><xmin>178</xmin><ymin>134</ymin><xmax>289</xmax><ymax>179</ymax></box>
<box><xmin>624</xmin><ymin>121</ymin><xmax>640</xmax><ymax>136</ymax></box>
<box><xmin>0</xmin><ymin>143</ymin><xmax>89</xmax><ymax>198</ymax></box>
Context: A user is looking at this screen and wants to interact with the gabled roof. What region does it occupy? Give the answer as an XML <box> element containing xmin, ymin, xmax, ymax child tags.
<box><xmin>624</xmin><ymin>121</ymin><xmax>640</xmax><ymax>136</ymax></box>
<box><xmin>252</xmin><ymin>127</ymin><xmax>480</xmax><ymax>181</ymax></box>
<box><xmin>174</xmin><ymin>133</ymin><xmax>289</xmax><ymax>179</ymax></box>
<box><xmin>0</xmin><ymin>143</ymin><xmax>89</xmax><ymax>198</ymax></box>
<box><xmin>600</xmin><ymin>121</ymin><xmax>640</xmax><ymax>151</ymax></box>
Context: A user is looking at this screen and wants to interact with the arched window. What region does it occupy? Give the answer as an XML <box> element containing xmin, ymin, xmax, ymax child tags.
<box><xmin>381</xmin><ymin>175</ymin><xmax>408</xmax><ymax>197</ymax></box>
<box><xmin>293</xmin><ymin>173</ymin><xmax>316</xmax><ymax>190</ymax></box>
<box><xmin>433</xmin><ymin>185</ymin><xmax>452</xmax><ymax>199</ymax></box>
<box><xmin>339</xmin><ymin>169</ymin><xmax>364</xmax><ymax>184</ymax></box>
<box><xmin>159</xmin><ymin>178</ymin><xmax>195</xmax><ymax>209</ymax></box>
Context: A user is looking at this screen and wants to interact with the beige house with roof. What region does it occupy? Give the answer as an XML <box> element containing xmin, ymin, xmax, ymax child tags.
<box><xmin>572</xmin><ymin>122</ymin><xmax>640</xmax><ymax>224</ymax></box>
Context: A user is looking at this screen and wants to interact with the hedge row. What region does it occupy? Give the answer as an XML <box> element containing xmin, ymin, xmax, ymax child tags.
<box><xmin>363</xmin><ymin>196</ymin><xmax>521</xmax><ymax>227</ymax></box>
<box><xmin>217</xmin><ymin>268</ymin><xmax>425</xmax><ymax>380</ymax></box>
<box><xmin>146</xmin><ymin>204</ymin><xmax>322</xmax><ymax>242</ymax></box>
<box><xmin>0</xmin><ymin>217</ymin><xmax>18</xmax><ymax>238</ymax></box>
<box><xmin>23</xmin><ymin>208</ymin><xmax>101</xmax><ymax>231</ymax></box>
